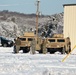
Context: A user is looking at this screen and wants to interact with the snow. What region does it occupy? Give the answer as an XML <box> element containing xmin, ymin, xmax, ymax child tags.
<box><xmin>71</xmin><ymin>48</ymin><xmax>76</xmax><ymax>55</ymax></box>
<box><xmin>0</xmin><ymin>47</ymin><xmax>76</xmax><ymax>75</ymax></box>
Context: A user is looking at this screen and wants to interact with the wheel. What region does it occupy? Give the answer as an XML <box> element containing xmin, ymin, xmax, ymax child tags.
<box><xmin>47</xmin><ymin>48</ymin><xmax>52</xmax><ymax>54</ymax></box>
<box><xmin>23</xmin><ymin>47</ymin><xmax>30</xmax><ymax>53</ymax></box>
<box><xmin>23</xmin><ymin>49</ymin><xmax>27</xmax><ymax>53</ymax></box>
<box><xmin>61</xmin><ymin>47</ymin><xmax>66</xmax><ymax>54</ymax></box>
<box><xmin>66</xmin><ymin>46</ymin><xmax>71</xmax><ymax>54</ymax></box>
<box><xmin>39</xmin><ymin>50</ymin><xmax>43</xmax><ymax>53</ymax></box>
<box><xmin>39</xmin><ymin>44</ymin><xmax>43</xmax><ymax>53</ymax></box>
<box><xmin>3</xmin><ymin>44</ymin><xmax>7</xmax><ymax>47</ymax></box>
<box><xmin>69</xmin><ymin>46</ymin><xmax>71</xmax><ymax>53</ymax></box>
<box><xmin>48</xmin><ymin>48</ymin><xmax>55</xmax><ymax>54</ymax></box>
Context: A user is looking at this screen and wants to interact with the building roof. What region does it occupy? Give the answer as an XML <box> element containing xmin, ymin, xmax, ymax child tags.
<box><xmin>63</xmin><ymin>4</ymin><xmax>76</xmax><ymax>7</ymax></box>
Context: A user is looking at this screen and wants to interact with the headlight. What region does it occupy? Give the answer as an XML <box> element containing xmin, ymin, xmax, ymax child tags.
<box><xmin>57</xmin><ymin>45</ymin><xmax>60</xmax><ymax>47</ymax></box>
<box><xmin>25</xmin><ymin>44</ymin><xmax>27</xmax><ymax>46</ymax></box>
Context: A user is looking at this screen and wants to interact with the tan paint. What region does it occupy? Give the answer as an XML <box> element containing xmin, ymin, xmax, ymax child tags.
<box><xmin>64</xmin><ymin>5</ymin><xmax>76</xmax><ymax>49</ymax></box>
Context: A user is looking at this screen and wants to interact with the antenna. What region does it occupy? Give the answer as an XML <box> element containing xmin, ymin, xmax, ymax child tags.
<box><xmin>36</xmin><ymin>0</ymin><xmax>40</xmax><ymax>37</ymax></box>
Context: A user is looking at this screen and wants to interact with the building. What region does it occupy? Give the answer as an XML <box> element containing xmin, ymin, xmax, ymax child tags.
<box><xmin>63</xmin><ymin>4</ymin><xmax>76</xmax><ymax>49</ymax></box>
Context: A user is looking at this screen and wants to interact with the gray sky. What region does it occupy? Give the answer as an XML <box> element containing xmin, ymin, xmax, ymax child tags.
<box><xmin>0</xmin><ymin>0</ymin><xmax>76</xmax><ymax>15</ymax></box>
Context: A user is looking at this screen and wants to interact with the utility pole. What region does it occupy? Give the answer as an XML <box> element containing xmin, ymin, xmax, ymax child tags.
<box><xmin>36</xmin><ymin>0</ymin><xmax>40</xmax><ymax>37</ymax></box>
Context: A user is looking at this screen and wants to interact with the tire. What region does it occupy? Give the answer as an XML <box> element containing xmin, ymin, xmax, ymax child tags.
<box><xmin>3</xmin><ymin>44</ymin><xmax>7</xmax><ymax>47</ymax></box>
<box><xmin>48</xmin><ymin>48</ymin><xmax>55</xmax><ymax>54</ymax></box>
<box><xmin>23</xmin><ymin>47</ymin><xmax>30</xmax><ymax>53</ymax></box>
<box><xmin>23</xmin><ymin>49</ymin><xmax>27</xmax><ymax>53</ymax></box>
<box><xmin>69</xmin><ymin>46</ymin><xmax>71</xmax><ymax>53</ymax></box>
<box><xmin>39</xmin><ymin>50</ymin><xmax>43</xmax><ymax>53</ymax></box>
<box><xmin>66</xmin><ymin>46</ymin><xmax>71</xmax><ymax>54</ymax></box>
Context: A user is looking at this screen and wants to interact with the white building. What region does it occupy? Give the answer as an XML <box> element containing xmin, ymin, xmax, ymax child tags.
<box><xmin>63</xmin><ymin>4</ymin><xmax>76</xmax><ymax>49</ymax></box>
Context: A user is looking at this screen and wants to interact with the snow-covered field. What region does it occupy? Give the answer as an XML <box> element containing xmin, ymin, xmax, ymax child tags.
<box><xmin>0</xmin><ymin>47</ymin><xmax>76</xmax><ymax>75</ymax></box>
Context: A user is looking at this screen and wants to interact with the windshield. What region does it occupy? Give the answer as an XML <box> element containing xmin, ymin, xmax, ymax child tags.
<box><xmin>57</xmin><ymin>39</ymin><xmax>65</xmax><ymax>42</ymax></box>
<box><xmin>48</xmin><ymin>39</ymin><xmax>55</xmax><ymax>42</ymax></box>
<box><xmin>19</xmin><ymin>38</ymin><xmax>26</xmax><ymax>41</ymax></box>
<box><xmin>28</xmin><ymin>38</ymin><xmax>33</xmax><ymax>41</ymax></box>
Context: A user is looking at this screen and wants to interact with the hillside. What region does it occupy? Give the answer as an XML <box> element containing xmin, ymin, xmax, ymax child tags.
<box><xmin>0</xmin><ymin>10</ymin><xmax>63</xmax><ymax>38</ymax></box>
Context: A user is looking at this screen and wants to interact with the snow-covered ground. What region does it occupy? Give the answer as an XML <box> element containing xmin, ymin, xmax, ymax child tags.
<box><xmin>0</xmin><ymin>47</ymin><xmax>76</xmax><ymax>75</ymax></box>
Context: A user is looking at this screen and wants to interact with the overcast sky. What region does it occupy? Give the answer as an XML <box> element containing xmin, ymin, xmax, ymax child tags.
<box><xmin>0</xmin><ymin>0</ymin><xmax>76</xmax><ymax>15</ymax></box>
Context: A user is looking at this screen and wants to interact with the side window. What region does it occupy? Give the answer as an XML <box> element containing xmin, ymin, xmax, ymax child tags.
<box><xmin>57</xmin><ymin>39</ymin><xmax>65</xmax><ymax>42</ymax></box>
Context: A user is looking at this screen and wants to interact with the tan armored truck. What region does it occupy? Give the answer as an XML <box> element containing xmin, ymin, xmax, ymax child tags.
<box><xmin>14</xmin><ymin>32</ymin><xmax>42</xmax><ymax>53</ymax></box>
<box><xmin>46</xmin><ymin>34</ymin><xmax>71</xmax><ymax>54</ymax></box>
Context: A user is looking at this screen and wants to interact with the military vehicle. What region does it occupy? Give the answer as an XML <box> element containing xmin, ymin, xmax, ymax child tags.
<box><xmin>14</xmin><ymin>32</ymin><xmax>42</xmax><ymax>53</ymax></box>
<box><xmin>14</xmin><ymin>33</ymin><xmax>71</xmax><ymax>54</ymax></box>
<box><xmin>46</xmin><ymin>34</ymin><xmax>71</xmax><ymax>54</ymax></box>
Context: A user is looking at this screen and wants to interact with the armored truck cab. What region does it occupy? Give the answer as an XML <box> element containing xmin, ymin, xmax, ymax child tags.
<box><xmin>46</xmin><ymin>34</ymin><xmax>71</xmax><ymax>54</ymax></box>
<box><xmin>15</xmin><ymin>32</ymin><xmax>42</xmax><ymax>53</ymax></box>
